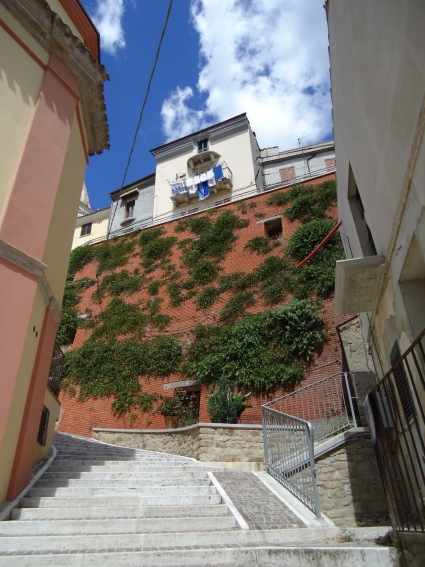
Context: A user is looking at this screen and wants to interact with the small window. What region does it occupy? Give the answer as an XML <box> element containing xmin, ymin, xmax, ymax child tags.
<box><xmin>126</xmin><ymin>199</ymin><xmax>135</xmax><ymax>218</ymax></box>
<box><xmin>264</xmin><ymin>217</ymin><xmax>283</xmax><ymax>239</ymax></box>
<box><xmin>279</xmin><ymin>166</ymin><xmax>296</xmax><ymax>182</ymax></box>
<box><xmin>80</xmin><ymin>223</ymin><xmax>92</xmax><ymax>237</ymax></box>
<box><xmin>197</xmin><ymin>138</ymin><xmax>209</xmax><ymax>153</ymax></box>
<box><xmin>37</xmin><ymin>405</ymin><xmax>49</xmax><ymax>446</ymax></box>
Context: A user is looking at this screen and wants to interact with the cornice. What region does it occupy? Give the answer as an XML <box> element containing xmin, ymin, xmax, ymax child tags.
<box><xmin>1</xmin><ymin>0</ymin><xmax>109</xmax><ymax>155</ymax></box>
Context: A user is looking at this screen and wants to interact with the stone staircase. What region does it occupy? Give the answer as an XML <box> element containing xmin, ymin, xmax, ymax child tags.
<box><xmin>0</xmin><ymin>432</ymin><xmax>397</xmax><ymax>566</ymax></box>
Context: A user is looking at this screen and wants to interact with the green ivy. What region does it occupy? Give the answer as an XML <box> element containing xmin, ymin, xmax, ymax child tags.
<box><xmin>98</xmin><ymin>270</ymin><xmax>142</xmax><ymax>297</ymax></box>
<box><xmin>189</xmin><ymin>258</ymin><xmax>220</xmax><ymax>285</ymax></box>
<box><xmin>96</xmin><ymin>240</ymin><xmax>136</xmax><ymax>274</ymax></box>
<box><xmin>140</xmin><ymin>235</ymin><xmax>177</xmax><ymax>270</ymax></box>
<box><xmin>181</xmin><ymin>210</ymin><xmax>248</xmax><ymax>266</ymax></box>
<box><xmin>219</xmin><ymin>291</ymin><xmax>255</xmax><ymax>323</ymax></box>
<box><xmin>147</xmin><ymin>280</ymin><xmax>160</xmax><ymax>295</ymax></box>
<box><xmin>286</xmin><ymin>219</ymin><xmax>339</xmax><ymax>261</ymax></box>
<box><xmin>244</xmin><ymin>236</ymin><xmax>274</xmax><ymax>255</ymax></box>
<box><xmin>183</xmin><ymin>300</ymin><xmax>324</xmax><ymax>394</ymax></box>
<box><xmin>139</xmin><ymin>227</ymin><xmax>165</xmax><ymax>245</ymax></box>
<box><xmin>195</xmin><ymin>286</ymin><xmax>220</xmax><ymax>310</ymax></box>
<box><xmin>68</xmin><ymin>246</ymin><xmax>95</xmax><ymax>278</ymax></box>
<box><xmin>283</xmin><ymin>181</ymin><xmax>337</xmax><ymax>223</ymax></box>
<box><xmin>63</xmin><ymin>336</ymin><xmax>182</xmax><ymax>415</ymax></box>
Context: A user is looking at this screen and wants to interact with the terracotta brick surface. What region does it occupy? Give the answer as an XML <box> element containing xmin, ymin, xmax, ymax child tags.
<box><xmin>58</xmin><ymin>174</ymin><xmax>351</xmax><ymax>438</ymax></box>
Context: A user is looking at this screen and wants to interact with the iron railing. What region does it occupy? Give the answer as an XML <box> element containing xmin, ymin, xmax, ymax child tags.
<box><xmin>262</xmin><ymin>372</ymin><xmax>358</xmax><ymax>517</ymax></box>
<box><xmin>262</xmin><ymin>407</ymin><xmax>320</xmax><ymax>516</ymax></box>
<box><xmin>266</xmin><ymin>373</ymin><xmax>358</xmax><ymax>444</ymax></box>
<box><xmin>83</xmin><ymin>168</ymin><xmax>336</xmax><ymax>247</ymax></box>
<box><xmin>365</xmin><ymin>329</ymin><xmax>425</xmax><ymax>533</ymax></box>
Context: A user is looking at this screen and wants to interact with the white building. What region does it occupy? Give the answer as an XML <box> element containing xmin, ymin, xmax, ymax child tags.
<box><xmin>328</xmin><ymin>0</ymin><xmax>425</xmax><ymax>547</ymax></box>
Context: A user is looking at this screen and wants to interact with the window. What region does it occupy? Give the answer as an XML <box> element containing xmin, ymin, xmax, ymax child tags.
<box><xmin>126</xmin><ymin>199</ymin><xmax>135</xmax><ymax>218</ymax></box>
<box><xmin>264</xmin><ymin>217</ymin><xmax>283</xmax><ymax>239</ymax></box>
<box><xmin>37</xmin><ymin>405</ymin><xmax>49</xmax><ymax>446</ymax></box>
<box><xmin>197</xmin><ymin>138</ymin><xmax>209</xmax><ymax>153</ymax></box>
<box><xmin>348</xmin><ymin>166</ymin><xmax>377</xmax><ymax>256</ymax></box>
<box><xmin>325</xmin><ymin>158</ymin><xmax>336</xmax><ymax>170</ymax></box>
<box><xmin>279</xmin><ymin>166</ymin><xmax>296</xmax><ymax>182</ymax></box>
<box><xmin>80</xmin><ymin>223</ymin><xmax>92</xmax><ymax>237</ymax></box>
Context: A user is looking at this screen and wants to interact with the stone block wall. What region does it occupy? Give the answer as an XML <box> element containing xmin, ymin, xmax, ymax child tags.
<box><xmin>316</xmin><ymin>432</ymin><xmax>388</xmax><ymax>527</ymax></box>
<box><xmin>93</xmin><ymin>423</ymin><xmax>265</xmax><ymax>463</ymax></box>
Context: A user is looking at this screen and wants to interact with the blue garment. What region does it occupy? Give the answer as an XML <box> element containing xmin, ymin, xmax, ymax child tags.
<box><xmin>197</xmin><ymin>180</ymin><xmax>210</xmax><ymax>200</ymax></box>
<box><xmin>213</xmin><ymin>165</ymin><xmax>224</xmax><ymax>180</ymax></box>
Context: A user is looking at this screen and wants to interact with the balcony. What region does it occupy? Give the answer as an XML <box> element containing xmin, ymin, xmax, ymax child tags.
<box><xmin>170</xmin><ymin>162</ymin><xmax>233</xmax><ymax>205</ymax></box>
<box><xmin>334</xmin><ymin>255</ymin><xmax>386</xmax><ymax>314</ymax></box>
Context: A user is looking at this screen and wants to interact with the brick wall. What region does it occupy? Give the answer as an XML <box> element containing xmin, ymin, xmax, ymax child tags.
<box><xmin>57</xmin><ymin>173</ymin><xmax>351</xmax><ymax>437</ymax></box>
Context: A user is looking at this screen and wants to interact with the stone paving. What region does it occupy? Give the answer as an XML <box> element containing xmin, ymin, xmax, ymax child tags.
<box><xmin>213</xmin><ymin>470</ymin><xmax>306</xmax><ymax>530</ymax></box>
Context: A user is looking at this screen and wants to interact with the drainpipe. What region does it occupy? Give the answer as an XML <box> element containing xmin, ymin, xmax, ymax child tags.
<box><xmin>296</xmin><ymin>221</ymin><xmax>342</xmax><ymax>268</ymax></box>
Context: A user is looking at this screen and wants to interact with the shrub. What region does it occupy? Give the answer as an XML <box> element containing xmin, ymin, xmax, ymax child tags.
<box><xmin>286</xmin><ymin>219</ymin><xmax>339</xmax><ymax>261</ymax></box>
<box><xmin>147</xmin><ymin>280</ymin><xmax>160</xmax><ymax>295</ymax></box>
<box><xmin>207</xmin><ymin>377</ymin><xmax>248</xmax><ymax>423</ymax></box>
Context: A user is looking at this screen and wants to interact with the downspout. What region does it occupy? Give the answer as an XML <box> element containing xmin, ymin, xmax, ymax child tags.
<box><xmin>296</xmin><ymin>221</ymin><xmax>342</xmax><ymax>268</ymax></box>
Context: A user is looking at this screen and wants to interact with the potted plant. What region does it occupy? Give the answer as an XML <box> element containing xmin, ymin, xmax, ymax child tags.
<box><xmin>156</xmin><ymin>396</ymin><xmax>181</xmax><ymax>428</ymax></box>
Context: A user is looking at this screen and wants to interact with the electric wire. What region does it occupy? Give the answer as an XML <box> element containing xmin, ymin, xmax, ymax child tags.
<box><xmin>121</xmin><ymin>0</ymin><xmax>173</xmax><ymax>188</ymax></box>
<box><xmin>107</xmin><ymin>0</ymin><xmax>174</xmax><ymax>238</ymax></box>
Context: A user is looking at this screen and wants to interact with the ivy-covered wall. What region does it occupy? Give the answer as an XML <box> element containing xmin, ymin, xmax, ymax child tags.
<box><xmin>57</xmin><ymin>173</ymin><xmax>350</xmax><ymax>437</ymax></box>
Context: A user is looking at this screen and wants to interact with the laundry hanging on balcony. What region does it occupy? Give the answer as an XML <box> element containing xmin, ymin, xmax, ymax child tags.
<box><xmin>213</xmin><ymin>164</ymin><xmax>224</xmax><ymax>181</ymax></box>
<box><xmin>197</xmin><ymin>180</ymin><xmax>210</xmax><ymax>200</ymax></box>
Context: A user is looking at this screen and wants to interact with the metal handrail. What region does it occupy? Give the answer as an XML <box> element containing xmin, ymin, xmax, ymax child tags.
<box><xmin>262</xmin><ymin>372</ymin><xmax>358</xmax><ymax>517</ymax></box>
<box><xmin>262</xmin><ymin>406</ymin><xmax>321</xmax><ymax>517</ymax></box>
<box><xmin>264</xmin><ymin>372</ymin><xmax>358</xmax><ymax>445</ymax></box>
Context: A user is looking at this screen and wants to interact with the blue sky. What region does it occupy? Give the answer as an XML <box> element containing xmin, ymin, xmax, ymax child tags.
<box><xmin>81</xmin><ymin>0</ymin><xmax>332</xmax><ymax>210</ymax></box>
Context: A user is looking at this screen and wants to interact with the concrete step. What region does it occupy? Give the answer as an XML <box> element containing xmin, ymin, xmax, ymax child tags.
<box><xmin>0</xmin><ymin>546</ymin><xmax>396</xmax><ymax>567</ymax></box>
<box><xmin>34</xmin><ymin>476</ymin><xmax>212</xmax><ymax>488</ymax></box>
<box><xmin>26</xmin><ymin>485</ymin><xmax>218</xmax><ymax>498</ymax></box>
<box><xmin>40</xmin><ymin>470</ymin><xmax>210</xmax><ymax>481</ymax></box>
<box><xmin>49</xmin><ymin>460</ymin><xmax>200</xmax><ymax>469</ymax></box>
<box><xmin>0</xmin><ymin>527</ymin><xmax>391</xmax><ymax>555</ymax></box>
<box><xmin>0</xmin><ymin>515</ymin><xmax>237</xmax><ymax>536</ymax></box>
<box><xmin>11</xmin><ymin>504</ymin><xmax>230</xmax><ymax>521</ymax></box>
<box><xmin>18</xmin><ymin>493</ymin><xmax>223</xmax><ymax>508</ymax></box>
<box><xmin>47</xmin><ymin>464</ymin><xmax>207</xmax><ymax>474</ymax></box>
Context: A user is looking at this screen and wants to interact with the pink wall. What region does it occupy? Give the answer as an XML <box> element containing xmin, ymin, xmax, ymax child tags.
<box><xmin>0</xmin><ymin>54</ymin><xmax>81</xmax><ymax>499</ymax></box>
<box><xmin>7</xmin><ymin>309</ymin><xmax>57</xmax><ymax>499</ymax></box>
<box><xmin>0</xmin><ymin>258</ymin><xmax>38</xmax><ymax>447</ymax></box>
<box><xmin>0</xmin><ymin>55</ymin><xmax>79</xmax><ymax>261</ymax></box>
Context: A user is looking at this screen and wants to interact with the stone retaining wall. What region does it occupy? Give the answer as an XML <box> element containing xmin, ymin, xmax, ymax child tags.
<box><xmin>316</xmin><ymin>432</ymin><xmax>388</xmax><ymax>527</ymax></box>
<box><xmin>93</xmin><ymin>423</ymin><xmax>265</xmax><ymax>463</ymax></box>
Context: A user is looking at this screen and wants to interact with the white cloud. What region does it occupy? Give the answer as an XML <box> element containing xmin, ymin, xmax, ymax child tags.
<box><xmin>161</xmin><ymin>0</ymin><xmax>332</xmax><ymax>149</ymax></box>
<box><xmin>161</xmin><ymin>86</ymin><xmax>211</xmax><ymax>141</ymax></box>
<box><xmin>91</xmin><ymin>0</ymin><xmax>127</xmax><ymax>56</ymax></box>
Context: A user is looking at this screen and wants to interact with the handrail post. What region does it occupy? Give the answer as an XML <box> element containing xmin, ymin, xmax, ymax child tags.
<box><xmin>306</xmin><ymin>422</ymin><xmax>321</xmax><ymax>518</ymax></box>
<box><xmin>344</xmin><ymin>372</ymin><xmax>358</xmax><ymax>428</ymax></box>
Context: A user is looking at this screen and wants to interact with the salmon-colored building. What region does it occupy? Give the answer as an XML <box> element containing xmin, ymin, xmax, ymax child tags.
<box><xmin>0</xmin><ymin>0</ymin><xmax>109</xmax><ymax>505</ymax></box>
